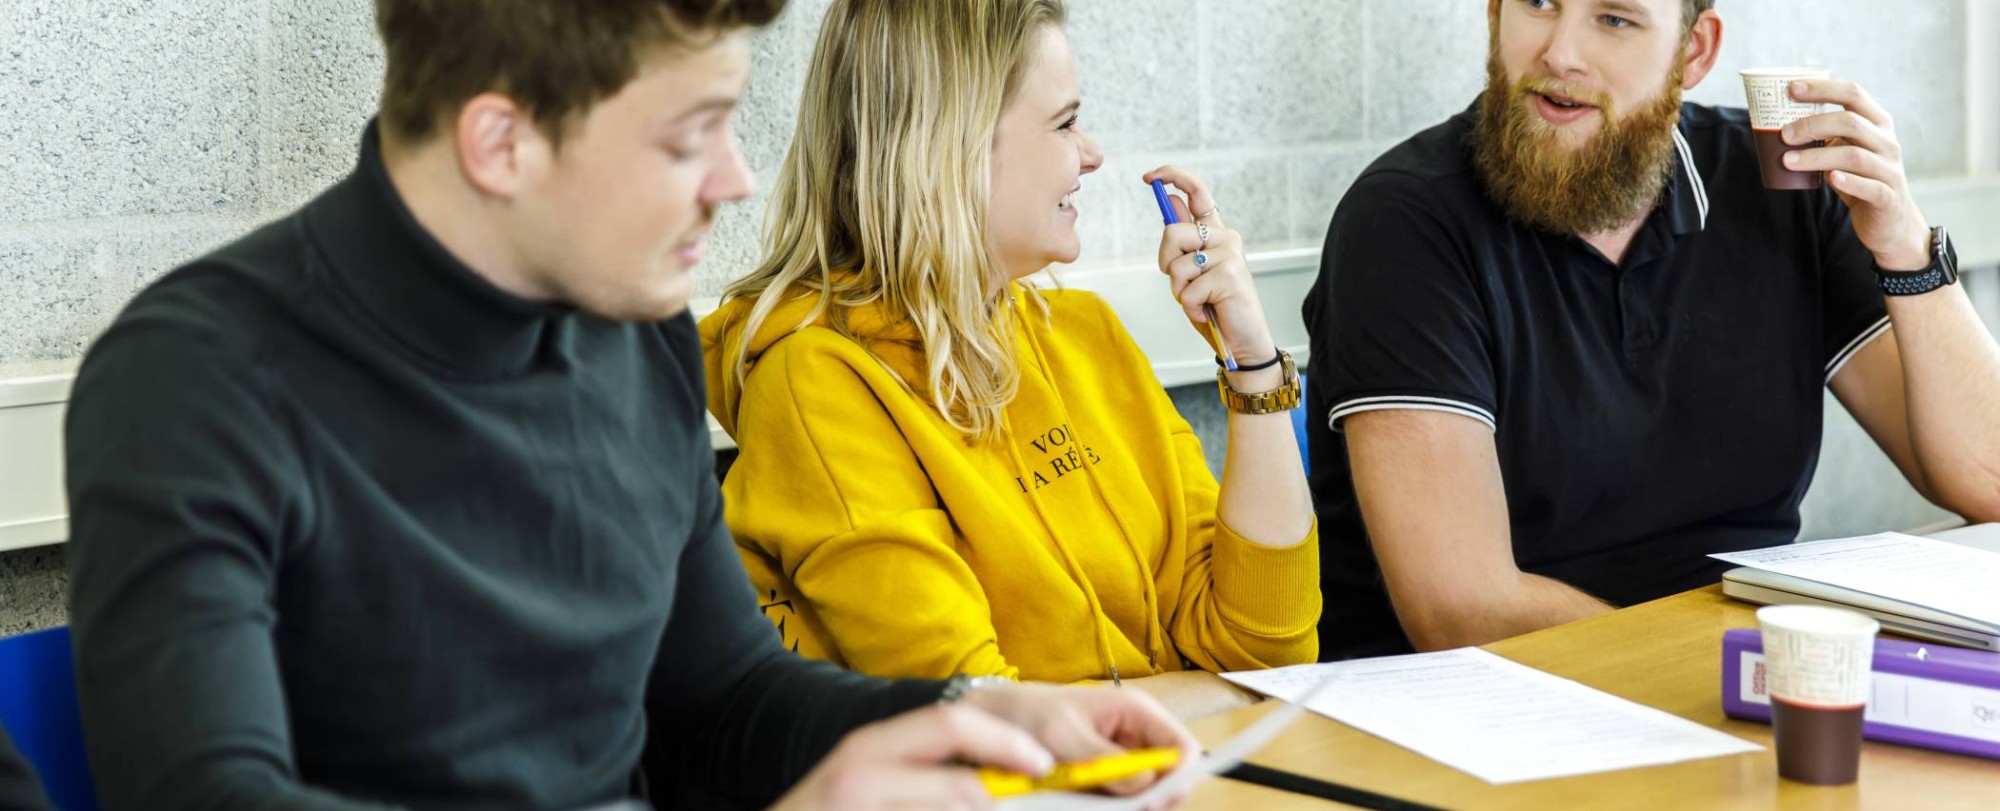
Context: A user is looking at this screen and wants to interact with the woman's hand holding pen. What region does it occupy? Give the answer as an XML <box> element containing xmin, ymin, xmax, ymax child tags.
<box><xmin>1145</xmin><ymin>166</ymin><xmax>1277</xmax><ymax>372</ymax></box>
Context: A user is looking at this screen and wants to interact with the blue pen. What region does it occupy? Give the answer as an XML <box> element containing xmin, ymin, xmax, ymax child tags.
<box><xmin>1151</xmin><ymin>179</ymin><xmax>1237</xmax><ymax>371</ymax></box>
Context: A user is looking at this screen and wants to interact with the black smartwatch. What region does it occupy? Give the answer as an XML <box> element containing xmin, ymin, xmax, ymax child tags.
<box><xmin>1876</xmin><ymin>226</ymin><xmax>1958</xmax><ymax>297</ymax></box>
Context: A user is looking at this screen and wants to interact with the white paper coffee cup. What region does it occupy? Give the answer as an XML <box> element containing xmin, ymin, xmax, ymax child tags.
<box><xmin>1757</xmin><ymin>604</ymin><xmax>1877</xmax><ymax>708</ymax></box>
<box><xmin>1741</xmin><ymin>67</ymin><xmax>1832</xmax><ymax>130</ymax></box>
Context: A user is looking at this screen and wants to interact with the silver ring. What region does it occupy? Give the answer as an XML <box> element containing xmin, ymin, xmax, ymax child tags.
<box><xmin>1195</xmin><ymin>222</ymin><xmax>1211</xmax><ymax>249</ymax></box>
<box><xmin>1195</xmin><ymin>205</ymin><xmax>1220</xmax><ymax>220</ymax></box>
<box><xmin>1193</xmin><ymin>251</ymin><xmax>1209</xmax><ymax>268</ymax></box>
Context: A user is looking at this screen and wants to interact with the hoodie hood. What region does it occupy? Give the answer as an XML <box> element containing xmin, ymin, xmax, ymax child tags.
<box><xmin>700</xmin><ymin>289</ymin><xmax>923</xmax><ymax>438</ymax></box>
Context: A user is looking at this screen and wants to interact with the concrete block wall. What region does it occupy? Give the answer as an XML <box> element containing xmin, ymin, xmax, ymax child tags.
<box><xmin>0</xmin><ymin>0</ymin><xmax>1987</xmax><ymax>632</ymax></box>
<box><xmin>1</xmin><ymin>0</ymin><xmax>1978</xmax><ymax>364</ymax></box>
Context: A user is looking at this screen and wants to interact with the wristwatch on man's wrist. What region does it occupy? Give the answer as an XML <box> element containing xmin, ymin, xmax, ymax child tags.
<box><xmin>1877</xmin><ymin>225</ymin><xmax>1958</xmax><ymax>297</ymax></box>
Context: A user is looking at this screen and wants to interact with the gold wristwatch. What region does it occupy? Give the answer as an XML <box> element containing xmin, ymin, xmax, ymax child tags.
<box><xmin>1216</xmin><ymin>349</ymin><xmax>1301</xmax><ymax>415</ymax></box>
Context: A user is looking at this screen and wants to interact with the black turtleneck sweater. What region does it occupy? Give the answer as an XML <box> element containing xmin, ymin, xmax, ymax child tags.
<box><xmin>0</xmin><ymin>722</ymin><xmax>53</xmax><ymax>811</ymax></box>
<box><xmin>63</xmin><ymin>127</ymin><xmax>943</xmax><ymax>811</ymax></box>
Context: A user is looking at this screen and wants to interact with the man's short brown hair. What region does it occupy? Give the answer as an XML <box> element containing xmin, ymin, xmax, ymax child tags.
<box><xmin>375</xmin><ymin>0</ymin><xmax>787</xmax><ymax>145</ymax></box>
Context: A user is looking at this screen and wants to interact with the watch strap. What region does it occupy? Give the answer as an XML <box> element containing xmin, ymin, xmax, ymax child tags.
<box><xmin>1878</xmin><ymin>226</ymin><xmax>1956</xmax><ymax>297</ymax></box>
<box><xmin>1879</xmin><ymin>265</ymin><xmax>1949</xmax><ymax>296</ymax></box>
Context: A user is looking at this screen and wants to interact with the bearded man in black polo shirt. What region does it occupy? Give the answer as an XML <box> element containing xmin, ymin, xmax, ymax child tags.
<box><xmin>61</xmin><ymin>1</ymin><xmax>1194</xmax><ymax>809</ymax></box>
<box><xmin>1303</xmin><ymin>0</ymin><xmax>2000</xmax><ymax>660</ymax></box>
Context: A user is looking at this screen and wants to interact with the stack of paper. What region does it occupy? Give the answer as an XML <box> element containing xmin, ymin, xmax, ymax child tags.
<box><xmin>1711</xmin><ymin>532</ymin><xmax>2000</xmax><ymax>626</ymax></box>
<box><xmin>1223</xmin><ymin>648</ymin><xmax>1761</xmax><ymax>784</ymax></box>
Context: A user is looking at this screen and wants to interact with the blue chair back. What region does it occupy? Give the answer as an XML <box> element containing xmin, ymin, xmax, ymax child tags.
<box><xmin>1290</xmin><ymin>372</ymin><xmax>1311</xmax><ymax>476</ymax></box>
<box><xmin>0</xmin><ymin>627</ymin><xmax>99</xmax><ymax>811</ymax></box>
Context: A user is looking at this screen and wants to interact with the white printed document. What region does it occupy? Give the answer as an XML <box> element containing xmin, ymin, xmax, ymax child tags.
<box><xmin>1222</xmin><ymin>648</ymin><xmax>1761</xmax><ymax>784</ymax></box>
<box><xmin>1711</xmin><ymin>532</ymin><xmax>2000</xmax><ymax>625</ymax></box>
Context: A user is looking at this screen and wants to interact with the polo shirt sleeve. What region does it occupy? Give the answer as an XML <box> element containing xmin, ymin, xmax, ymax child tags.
<box><xmin>1814</xmin><ymin>187</ymin><xmax>1891</xmax><ymax>383</ymax></box>
<box><xmin>1309</xmin><ymin>170</ymin><xmax>1499</xmax><ymax>432</ymax></box>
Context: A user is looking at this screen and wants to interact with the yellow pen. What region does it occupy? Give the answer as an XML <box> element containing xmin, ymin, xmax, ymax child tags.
<box><xmin>978</xmin><ymin>747</ymin><xmax>1183</xmax><ymax>798</ymax></box>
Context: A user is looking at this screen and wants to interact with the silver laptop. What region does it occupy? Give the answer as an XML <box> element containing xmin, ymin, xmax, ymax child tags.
<box><xmin>1721</xmin><ymin>523</ymin><xmax>2000</xmax><ymax>651</ymax></box>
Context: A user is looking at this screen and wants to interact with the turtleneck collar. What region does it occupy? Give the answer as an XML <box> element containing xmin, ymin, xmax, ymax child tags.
<box><xmin>304</xmin><ymin>122</ymin><xmax>572</xmax><ymax>379</ymax></box>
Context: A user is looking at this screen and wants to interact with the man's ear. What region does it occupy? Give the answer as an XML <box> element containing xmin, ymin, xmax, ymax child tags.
<box><xmin>453</xmin><ymin>93</ymin><xmax>546</xmax><ymax>198</ymax></box>
<box><xmin>1680</xmin><ymin>10</ymin><xmax>1724</xmax><ymax>90</ymax></box>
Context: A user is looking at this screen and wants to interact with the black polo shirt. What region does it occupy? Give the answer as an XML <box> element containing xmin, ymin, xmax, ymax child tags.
<box><xmin>1302</xmin><ymin>101</ymin><xmax>1888</xmax><ymax>660</ymax></box>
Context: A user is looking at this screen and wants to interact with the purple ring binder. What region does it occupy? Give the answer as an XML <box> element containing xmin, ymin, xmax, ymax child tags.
<box><xmin>1721</xmin><ymin>627</ymin><xmax>2000</xmax><ymax>760</ymax></box>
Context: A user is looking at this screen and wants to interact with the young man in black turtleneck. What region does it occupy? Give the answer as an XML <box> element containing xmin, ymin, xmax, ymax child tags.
<box><xmin>61</xmin><ymin>2</ymin><xmax>1195</xmax><ymax>810</ymax></box>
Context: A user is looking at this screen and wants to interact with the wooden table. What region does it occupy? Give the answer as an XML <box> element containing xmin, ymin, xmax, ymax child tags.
<box><xmin>1177</xmin><ymin>586</ymin><xmax>2000</xmax><ymax>809</ymax></box>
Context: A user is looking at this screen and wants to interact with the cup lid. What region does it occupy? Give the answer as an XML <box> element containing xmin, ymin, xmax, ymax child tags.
<box><xmin>1740</xmin><ymin>66</ymin><xmax>1833</xmax><ymax>79</ymax></box>
<box><xmin>1757</xmin><ymin>604</ymin><xmax>1880</xmax><ymax>636</ymax></box>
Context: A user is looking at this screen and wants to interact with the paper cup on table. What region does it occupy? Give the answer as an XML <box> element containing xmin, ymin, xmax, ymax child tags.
<box><xmin>1741</xmin><ymin>67</ymin><xmax>1832</xmax><ymax>190</ymax></box>
<box><xmin>1757</xmin><ymin>605</ymin><xmax>1877</xmax><ymax>785</ymax></box>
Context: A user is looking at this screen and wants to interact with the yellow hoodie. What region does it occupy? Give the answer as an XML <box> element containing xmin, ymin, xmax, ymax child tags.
<box><xmin>700</xmin><ymin>286</ymin><xmax>1318</xmax><ymax>683</ymax></box>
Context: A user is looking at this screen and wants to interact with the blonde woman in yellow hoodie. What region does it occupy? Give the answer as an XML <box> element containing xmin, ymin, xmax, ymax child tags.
<box><xmin>701</xmin><ymin>0</ymin><xmax>1318</xmax><ymax>720</ymax></box>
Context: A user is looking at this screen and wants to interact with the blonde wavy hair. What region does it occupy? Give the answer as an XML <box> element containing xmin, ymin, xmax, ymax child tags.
<box><xmin>719</xmin><ymin>0</ymin><xmax>1067</xmax><ymax>442</ymax></box>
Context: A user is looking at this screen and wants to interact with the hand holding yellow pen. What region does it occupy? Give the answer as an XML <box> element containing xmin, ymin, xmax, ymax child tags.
<box><xmin>978</xmin><ymin>746</ymin><xmax>1183</xmax><ymax>798</ymax></box>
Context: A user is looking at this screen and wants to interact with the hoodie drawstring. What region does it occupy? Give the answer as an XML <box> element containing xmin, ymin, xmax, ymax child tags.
<box><xmin>1010</xmin><ymin>292</ymin><xmax>1171</xmax><ymax>676</ymax></box>
<box><xmin>1001</xmin><ymin>421</ymin><xmax>1129</xmax><ymax>684</ymax></box>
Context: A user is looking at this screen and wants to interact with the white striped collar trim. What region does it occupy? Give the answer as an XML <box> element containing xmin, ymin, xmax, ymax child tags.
<box><xmin>1825</xmin><ymin>316</ymin><xmax>1893</xmax><ymax>384</ymax></box>
<box><xmin>1327</xmin><ymin>396</ymin><xmax>1498</xmax><ymax>433</ymax></box>
<box><xmin>1671</xmin><ymin>126</ymin><xmax>1709</xmax><ymax>230</ymax></box>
